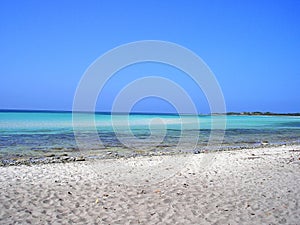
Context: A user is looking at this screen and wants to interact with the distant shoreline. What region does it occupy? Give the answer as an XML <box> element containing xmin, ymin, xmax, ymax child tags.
<box><xmin>224</xmin><ymin>112</ymin><xmax>300</xmax><ymax>116</ymax></box>
<box><xmin>0</xmin><ymin>109</ymin><xmax>300</xmax><ymax>116</ymax></box>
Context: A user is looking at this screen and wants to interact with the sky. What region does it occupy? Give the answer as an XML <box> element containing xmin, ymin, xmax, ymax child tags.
<box><xmin>0</xmin><ymin>0</ymin><xmax>299</xmax><ymax>113</ymax></box>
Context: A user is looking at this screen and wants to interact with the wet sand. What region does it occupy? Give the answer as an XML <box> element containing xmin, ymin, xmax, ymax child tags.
<box><xmin>1</xmin><ymin>145</ymin><xmax>300</xmax><ymax>224</ymax></box>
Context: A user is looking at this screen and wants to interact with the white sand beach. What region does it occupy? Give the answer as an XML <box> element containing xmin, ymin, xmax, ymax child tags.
<box><xmin>1</xmin><ymin>145</ymin><xmax>300</xmax><ymax>224</ymax></box>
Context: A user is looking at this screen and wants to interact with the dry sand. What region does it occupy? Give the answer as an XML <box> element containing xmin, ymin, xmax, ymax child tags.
<box><xmin>1</xmin><ymin>145</ymin><xmax>300</xmax><ymax>224</ymax></box>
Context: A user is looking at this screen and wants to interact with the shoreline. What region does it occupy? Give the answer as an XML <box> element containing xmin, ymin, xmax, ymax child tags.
<box><xmin>1</xmin><ymin>145</ymin><xmax>300</xmax><ymax>224</ymax></box>
<box><xmin>1</xmin><ymin>142</ymin><xmax>300</xmax><ymax>167</ymax></box>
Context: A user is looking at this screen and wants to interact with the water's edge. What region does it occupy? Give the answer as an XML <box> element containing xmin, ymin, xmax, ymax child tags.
<box><xmin>1</xmin><ymin>143</ymin><xmax>299</xmax><ymax>167</ymax></box>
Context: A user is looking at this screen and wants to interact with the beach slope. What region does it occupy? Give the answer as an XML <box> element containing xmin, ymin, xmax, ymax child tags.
<box><xmin>1</xmin><ymin>145</ymin><xmax>300</xmax><ymax>224</ymax></box>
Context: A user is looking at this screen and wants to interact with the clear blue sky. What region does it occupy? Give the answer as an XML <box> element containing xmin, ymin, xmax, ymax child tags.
<box><xmin>1</xmin><ymin>0</ymin><xmax>299</xmax><ymax>113</ymax></box>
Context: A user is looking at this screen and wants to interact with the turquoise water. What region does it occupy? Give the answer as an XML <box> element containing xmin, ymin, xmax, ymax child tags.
<box><xmin>0</xmin><ymin>111</ymin><xmax>299</xmax><ymax>160</ymax></box>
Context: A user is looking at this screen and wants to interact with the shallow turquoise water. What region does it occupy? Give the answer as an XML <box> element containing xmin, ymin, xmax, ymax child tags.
<box><xmin>0</xmin><ymin>111</ymin><xmax>299</xmax><ymax>159</ymax></box>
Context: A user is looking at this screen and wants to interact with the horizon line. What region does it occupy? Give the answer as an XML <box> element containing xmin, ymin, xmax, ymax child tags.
<box><xmin>0</xmin><ymin>108</ymin><xmax>300</xmax><ymax>116</ymax></box>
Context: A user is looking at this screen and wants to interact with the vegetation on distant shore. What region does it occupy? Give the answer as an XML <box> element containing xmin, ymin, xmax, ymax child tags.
<box><xmin>225</xmin><ymin>112</ymin><xmax>300</xmax><ymax>116</ymax></box>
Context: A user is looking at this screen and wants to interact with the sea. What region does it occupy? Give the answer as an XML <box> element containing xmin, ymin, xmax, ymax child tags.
<box><xmin>0</xmin><ymin>111</ymin><xmax>299</xmax><ymax>161</ymax></box>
